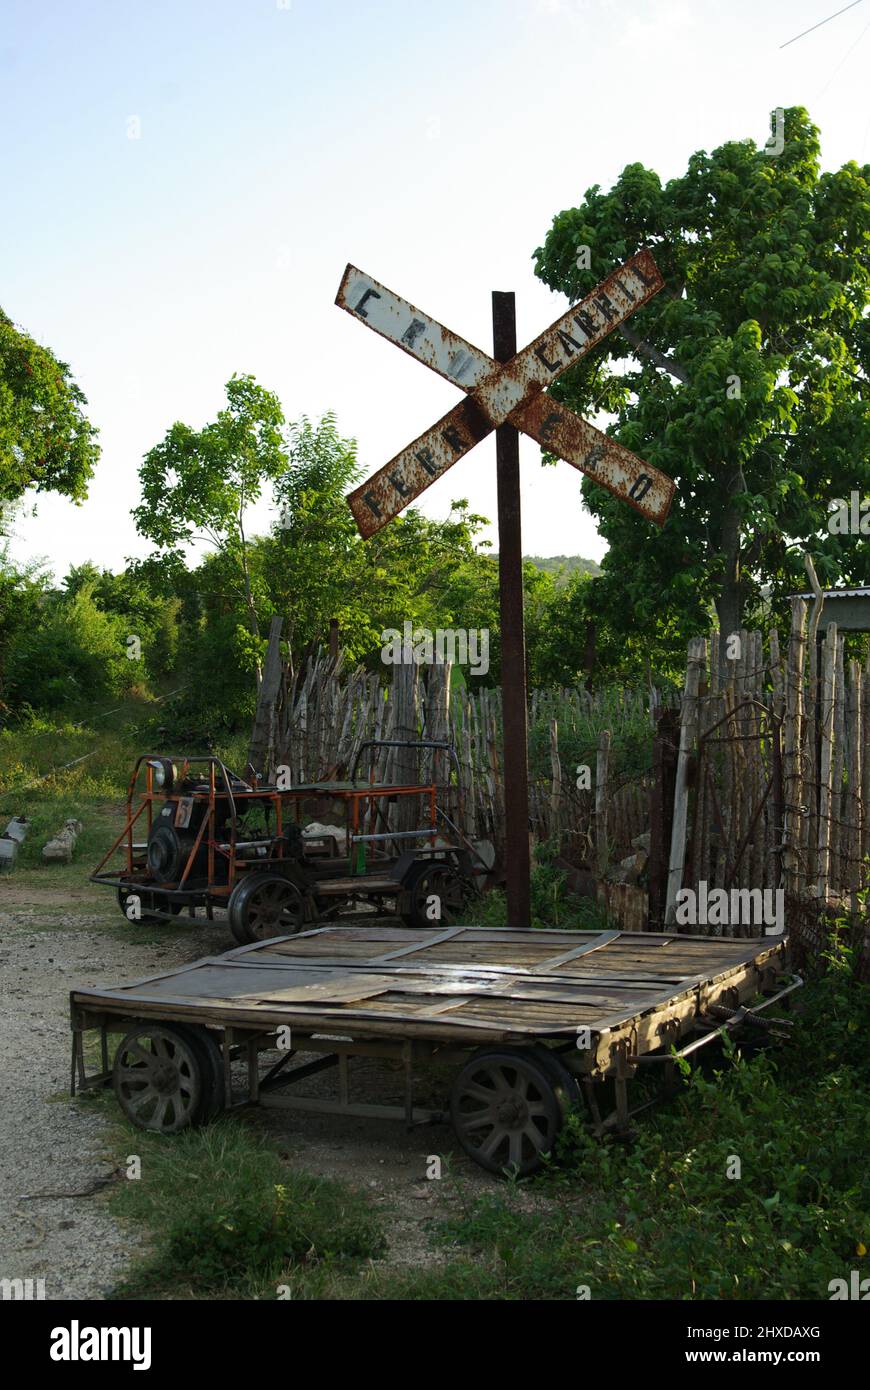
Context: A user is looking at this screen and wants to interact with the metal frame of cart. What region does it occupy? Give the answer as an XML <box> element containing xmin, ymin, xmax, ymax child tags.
<box><xmin>69</xmin><ymin>925</ymin><xmax>802</xmax><ymax>1175</ymax></box>
<box><xmin>90</xmin><ymin>743</ymin><xmax>483</xmax><ymax>936</ymax></box>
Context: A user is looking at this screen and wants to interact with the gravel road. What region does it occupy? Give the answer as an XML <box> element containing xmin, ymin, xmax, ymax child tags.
<box><xmin>0</xmin><ymin>906</ymin><xmax>218</xmax><ymax>1300</ymax></box>
<box><xmin>0</xmin><ymin>900</ymin><xmax>480</xmax><ymax>1300</ymax></box>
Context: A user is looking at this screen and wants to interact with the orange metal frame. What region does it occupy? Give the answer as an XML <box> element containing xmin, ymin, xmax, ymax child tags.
<box><xmin>92</xmin><ymin>754</ymin><xmax>441</xmax><ymax>901</ymax></box>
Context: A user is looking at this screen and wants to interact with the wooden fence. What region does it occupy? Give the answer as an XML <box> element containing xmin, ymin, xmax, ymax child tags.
<box><xmin>666</xmin><ymin>612</ymin><xmax>869</xmax><ymax>906</ymax></box>
<box><xmin>656</xmin><ymin>602</ymin><xmax>870</xmax><ymax>972</ymax></box>
<box><xmin>268</xmin><ymin>647</ymin><xmax>660</xmax><ymax>867</ymax></box>
<box><xmin>263</xmin><ymin>603</ymin><xmax>870</xmax><ymax>970</ymax></box>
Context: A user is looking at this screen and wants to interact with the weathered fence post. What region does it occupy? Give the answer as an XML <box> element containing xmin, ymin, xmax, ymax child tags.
<box><xmin>595</xmin><ymin>730</ymin><xmax>611</xmax><ymax>880</ymax></box>
<box><xmin>648</xmin><ymin>706</ymin><xmax>679</xmax><ymax>929</ymax></box>
<box><xmin>847</xmin><ymin>659</ymin><xmax>863</xmax><ymax>908</ymax></box>
<box><xmin>386</xmin><ymin>661</ymin><xmax>420</xmax><ymax>833</ymax></box>
<box><xmin>423</xmin><ymin>659</ymin><xmax>452</xmax><ymax>815</ymax></box>
<box><xmin>831</xmin><ymin>632</ymin><xmax>846</xmax><ymax>891</ymax></box>
<box><xmin>802</xmin><ymin>557</ymin><xmax>825</xmax><ymax>885</ymax></box>
<box><xmin>665</xmin><ymin>636</ymin><xmax>706</xmax><ymax>925</ymax></box>
<box><xmin>817</xmin><ymin>622</ymin><xmax>838</xmax><ymax>903</ymax></box>
<box><xmin>549</xmin><ymin>718</ymin><xmax>562</xmax><ymax>849</ymax></box>
<box><xmin>782</xmin><ymin>597</ymin><xmax>807</xmax><ymax>901</ymax></box>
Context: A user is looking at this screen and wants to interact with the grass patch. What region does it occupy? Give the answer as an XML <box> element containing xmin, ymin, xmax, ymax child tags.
<box><xmin>528</xmin><ymin>685</ymin><xmax>657</xmax><ymax>783</ymax></box>
<box><xmin>0</xmin><ymin>701</ymin><xmax>250</xmax><ymax>916</ymax></box>
<box><xmin>109</xmin><ymin>1116</ymin><xmax>386</xmax><ymax>1300</ymax></box>
<box><xmin>0</xmin><ymin>700</ymin><xmax>151</xmax><ymax>905</ymax></box>
<box><xmin>3</xmin><ymin>801</ymin><xmax>123</xmax><ymax>877</ymax></box>
<box><xmin>0</xmin><ymin>699</ymin><xmax>154</xmax><ymax>799</ymax></box>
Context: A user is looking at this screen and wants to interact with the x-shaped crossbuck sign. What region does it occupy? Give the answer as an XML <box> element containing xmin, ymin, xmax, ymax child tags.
<box><xmin>336</xmin><ymin>250</ymin><xmax>675</xmax><ymax>538</ymax></box>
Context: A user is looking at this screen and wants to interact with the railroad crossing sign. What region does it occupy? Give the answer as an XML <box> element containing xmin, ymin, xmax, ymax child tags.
<box><xmin>336</xmin><ymin>250</ymin><xmax>675</xmax><ymax>538</ymax></box>
<box><xmin>335</xmin><ymin>252</ymin><xmax>674</xmax><ymax>927</ymax></box>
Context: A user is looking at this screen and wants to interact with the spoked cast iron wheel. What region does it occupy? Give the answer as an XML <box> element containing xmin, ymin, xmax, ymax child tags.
<box><xmin>227</xmin><ymin>871</ymin><xmax>305</xmax><ymax>945</ymax></box>
<box><xmin>401</xmin><ymin>861</ymin><xmax>473</xmax><ymax>930</ymax></box>
<box><xmin>113</xmin><ymin>1023</ymin><xmax>221</xmax><ymax>1133</ymax></box>
<box><xmin>450</xmin><ymin>1046</ymin><xmax>578</xmax><ymax>1175</ymax></box>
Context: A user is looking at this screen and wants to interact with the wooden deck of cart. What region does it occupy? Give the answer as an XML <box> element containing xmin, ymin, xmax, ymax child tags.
<box><xmin>69</xmin><ymin>925</ymin><xmax>800</xmax><ymax>1174</ymax></box>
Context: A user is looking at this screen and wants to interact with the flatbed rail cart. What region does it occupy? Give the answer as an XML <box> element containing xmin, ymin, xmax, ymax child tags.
<box><xmin>70</xmin><ymin>924</ymin><xmax>800</xmax><ymax>1175</ymax></box>
<box><xmin>91</xmin><ymin>742</ymin><xmax>482</xmax><ymax>943</ymax></box>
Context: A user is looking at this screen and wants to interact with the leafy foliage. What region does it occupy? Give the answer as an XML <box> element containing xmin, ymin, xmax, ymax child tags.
<box><xmin>518</xmin><ymin>554</ymin><xmax>600</xmax><ymax>583</ymax></box>
<box><xmin>0</xmin><ymin>309</ymin><xmax>99</xmax><ymax>502</ymax></box>
<box><xmin>266</xmin><ymin>412</ymin><xmax>503</xmax><ymax>672</ymax></box>
<box><xmin>3</xmin><ymin>582</ymin><xmax>146</xmax><ymax>712</ymax></box>
<box><xmin>134</xmin><ymin>374</ymin><xmax>287</xmax><ymax>640</ymax></box>
<box><xmin>63</xmin><ymin>562</ymin><xmax>181</xmax><ymax>679</ymax></box>
<box><xmin>532</xmin><ymin>570</ymin><xmax>689</xmax><ymax>687</ymax></box>
<box><xmin>0</xmin><ymin>533</ymin><xmax>50</xmax><ymax>711</ymax></box>
<box><xmin>533</xmin><ymin>107</ymin><xmax>870</xmax><ymax>657</ymax></box>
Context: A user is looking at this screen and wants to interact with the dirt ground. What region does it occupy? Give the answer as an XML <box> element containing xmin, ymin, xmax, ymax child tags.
<box><xmin>0</xmin><ymin>874</ymin><xmax>504</xmax><ymax>1299</ymax></box>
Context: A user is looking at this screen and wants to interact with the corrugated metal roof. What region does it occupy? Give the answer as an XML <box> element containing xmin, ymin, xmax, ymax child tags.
<box><xmin>791</xmin><ymin>588</ymin><xmax>870</xmax><ymax>599</ymax></box>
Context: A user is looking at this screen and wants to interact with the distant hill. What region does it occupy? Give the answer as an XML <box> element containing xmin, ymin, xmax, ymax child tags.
<box><xmin>524</xmin><ymin>554</ymin><xmax>601</xmax><ymax>583</ymax></box>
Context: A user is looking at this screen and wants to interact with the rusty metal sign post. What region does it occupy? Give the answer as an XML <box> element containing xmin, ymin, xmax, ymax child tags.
<box><xmin>491</xmin><ymin>289</ymin><xmax>531</xmax><ymax>925</ymax></box>
<box><xmin>336</xmin><ymin>253</ymin><xmax>674</xmax><ymax>926</ymax></box>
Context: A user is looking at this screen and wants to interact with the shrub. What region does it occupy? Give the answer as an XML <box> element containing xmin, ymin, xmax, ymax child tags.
<box><xmin>158</xmin><ymin>614</ymin><xmax>261</xmax><ymax>737</ymax></box>
<box><xmin>376</xmin><ymin>937</ymin><xmax>870</xmax><ymax>1301</ymax></box>
<box><xmin>4</xmin><ymin>586</ymin><xmax>146</xmax><ymax>712</ymax></box>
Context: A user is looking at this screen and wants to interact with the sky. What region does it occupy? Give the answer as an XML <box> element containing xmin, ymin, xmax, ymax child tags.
<box><xmin>2</xmin><ymin>0</ymin><xmax>869</xmax><ymax>580</ymax></box>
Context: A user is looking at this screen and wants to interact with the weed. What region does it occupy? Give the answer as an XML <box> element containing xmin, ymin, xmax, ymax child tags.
<box><xmin>111</xmin><ymin>1118</ymin><xmax>386</xmax><ymax>1299</ymax></box>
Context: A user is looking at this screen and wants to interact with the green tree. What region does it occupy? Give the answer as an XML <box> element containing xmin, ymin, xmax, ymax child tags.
<box><xmin>266</xmin><ymin>413</ymin><xmax>499</xmax><ymax>673</ymax></box>
<box><xmin>0</xmin><ymin>309</ymin><xmax>99</xmax><ymax>502</ymax></box>
<box><xmin>134</xmin><ymin>375</ymin><xmax>287</xmax><ymax>641</ymax></box>
<box><xmin>533</xmin><ymin>107</ymin><xmax>870</xmax><ymax>657</ymax></box>
<box><xmin>63</xmin><ymin>561</ymin><xmax>182</xmax><ymax>680</ymax></box>
<box><xmin>0</xmin><ymin>539</ymin><xmax>49</xmax><ymax>713</ymax></box>
<box><xmin>3</xmin><ymin>582</ymin><xmax>146</xmax><ymax>713</ymax></box>
<box><xmin>267</xmin><ymin>413</ymin><xmax>364</xmax><ymax>664</ymax></box>
<box><xmin>531</xmin><ymin>570</ymin><xmax>687</xmax><ymax>689</ymax></box>
<box><xmin>362</xmin><ymin>501</ymin><xmax>497</xmax><ymax>670</ymax></box>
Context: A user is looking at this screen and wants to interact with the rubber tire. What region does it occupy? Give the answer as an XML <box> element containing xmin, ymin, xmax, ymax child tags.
<box><xmin>112</xmin><ymin>1023</ymin><xmax>211</xmax><ymax>1133</ymax></box>
<box><xmin>449</xmin><ymin>1047</ymin><xmax>565</xmax><ymax>1176</ymax></box>
<box><xmin>227</xmin><ymin>872</ymin><xmax>306</xmax><ymax>945</ymax></box>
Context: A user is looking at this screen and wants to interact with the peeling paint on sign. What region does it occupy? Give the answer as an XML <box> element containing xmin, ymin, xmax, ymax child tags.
<box><xmin>337</xmin><ymin>251</ymin><xmax>673</xmax><ymax>537</ymax></box>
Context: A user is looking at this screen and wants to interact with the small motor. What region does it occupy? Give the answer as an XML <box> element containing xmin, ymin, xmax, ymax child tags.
<box><xmin>146</xmin><ymin>802</ymin><xmax>210</xmax><ymax>884</ymax></box>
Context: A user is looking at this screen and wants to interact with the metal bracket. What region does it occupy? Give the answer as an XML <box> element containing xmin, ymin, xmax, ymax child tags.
<box><xmin>634</xmin><ymin>973</ymin><xmax>803</xmax><ymax>1064</ymax></box>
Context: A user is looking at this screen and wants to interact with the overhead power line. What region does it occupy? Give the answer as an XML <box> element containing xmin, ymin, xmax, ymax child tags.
<box><xmin>780</xmin><ymin>0</ymin><xmax>864</xmax><ymax>50</ymax></box>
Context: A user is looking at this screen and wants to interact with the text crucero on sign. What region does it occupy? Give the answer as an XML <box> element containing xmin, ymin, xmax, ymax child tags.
<box><xmin>336</xmin><ymin>250</ymin><xmax>675</xmax><ymax>538</ymax></box>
